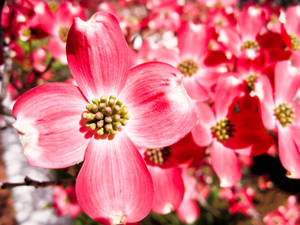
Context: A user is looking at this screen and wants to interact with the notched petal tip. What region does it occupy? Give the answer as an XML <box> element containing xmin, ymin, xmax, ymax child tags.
<box><xmin>162</xmin><ymin>203</ymin><xmax>174</xmax><ymax>214</ymax></box>
<box><xmin>89</xmin><ymin>11</ymin><xmax>119</xmax><ymax>24</ymax></box>
<box><xmin>110</xmin><ymin>212</ymin><xmax>127</xmax><ymax>225</ymax></box>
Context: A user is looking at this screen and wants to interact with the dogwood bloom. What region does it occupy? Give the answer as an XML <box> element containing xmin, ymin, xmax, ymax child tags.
<box><xmin>13</xmin><ymin>12</ymin><xmax>196</xmax><ymax>224</ymax></box>
<box><xmin>257</xmin><ymin>60</ymin><xmax>300</xmax><ymax>178</ymax></box>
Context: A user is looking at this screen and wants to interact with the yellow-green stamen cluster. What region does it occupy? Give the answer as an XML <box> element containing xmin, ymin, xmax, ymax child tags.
<box><xmin>177</xmin><ymin>59</ymin><xmax>199</xmax><ymax>77</ymax></box>
<box><xmin>48</xmin><ymin>1</ymin><xmax>59</xmax><ymax>12</ymax></box>
<box><xmin>22</xmin><ymin>27</ymin><xmax>31</xmax><ymax>37</ymax></box>
<box><xmin>211</xmin><ymin>118</ymin><xmax>235</xmax><ymax>142</ymax></box>
<box><xmin>145</xmin><ymin>148</ymin><xmax>171</xmax><ymax>166</ymax></box>
<box><xmin>59</xmin><ymin>26</ymin><xmax>69</xmax><ymax>43</ymax></box>
<box><xmin>82</xmin><ymin>96</ymin><xmax>129</xmax><ymax>139</ymax></box>
<box><xmin>274</xmin><ymin>103</ymin><xmax>294</xmax><ymax>127</ymax></box>
<box><xmin>241</xmin><ymin>40</ymin><xmax>259</xmax><ymax>50</ymax></box>
<box><xmin>290</xmin><ymin>34</ymin><xmax>300</xmax><ymax>51</ymax></box>
<box><xmin>245</xmin><ymin>74</ymin><xmax>259</xmax><ymax>91</ymax></box>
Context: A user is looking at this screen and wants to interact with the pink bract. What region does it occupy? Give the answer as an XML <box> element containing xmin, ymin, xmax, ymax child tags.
<box><xmin>257</xmin><ymin>60</ymin><xmax>300</xmax><ymax>178</ymax></box>
<box><xmin>13</xmin><ymin>11</ymin><xmax>196</xmax><ymax>224</ymax></box>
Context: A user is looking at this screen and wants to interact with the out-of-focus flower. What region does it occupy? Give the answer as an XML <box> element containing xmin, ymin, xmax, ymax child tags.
<box><xmin>46</xmin><ymin>1</ymin><xmax>85</xmax><ymax>64</ymax></box>
<box><xmin>53</xmin><ymin>185</ymin><xmax>81</xmax><ymax>218</ymax></box>
<box><xmin>264</xmin><ymin>196</ymin><xmax>299</xmax><ymax>225</ymax></box>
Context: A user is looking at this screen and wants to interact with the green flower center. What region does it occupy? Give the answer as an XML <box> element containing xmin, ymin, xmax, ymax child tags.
<box><xmin>245</xmin><ymin>74</ymin><xmax>259</xmax><ymax>91</ymax></box>
<box><xmin>82</xmin><ymin>95</ymin><xmax>129</xmax><ymax>139</ymax></box>
<box><xmin>58</xmin><ymin>26</ymin><xmax>69</xmax><ymax>43</ymax></box>
<box><xmin>145</xmin><ymin>147</ymin><xmax>171</xmax><ymax>166</ymax></box>
<box><xmin>274</xmin><ymin>103</ymin><xmax>294</xmax><ymax>127</ymax></box>
<box><xmin>290</xmin><ymin>34</ymin><xmax>300</xmax><ymax>51</ymax></box>
<box><xmin>22</xmin><ymin>27</ymin><xmax>31</xmax><ymax>37</ymax></box>
<box><xmin>211</xmin><ymin>118</ymin><xmax>235</xmax><ymax>142</ymax></box>
<box><xmin>241</xmin><ymin>40</ymin><xmax>259</xmax><ymax>50</ymax></box>
<box><xmin>177</xmin><ymin>59</ymin><xmax>199</xmax><ymax>77</ymax></box>
<box><xmin>48</xmin><ymin>1</ymin><xmax>59</xmax><ymax>12</ymax></box>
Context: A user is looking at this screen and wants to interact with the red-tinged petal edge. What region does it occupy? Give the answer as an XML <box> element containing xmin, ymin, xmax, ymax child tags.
<box><xmin>278</xmin><ymin>126</ymin><xmax>300</xmax><ymax>179</ymax></box>
<box><xmin>67</xmin><ymin>11</ymin><xmax>131</xmax><ymax>100</ymax></box>
<box><xmin>120</xmin><ymin>62</ymin><xmax>197</xmax><ymax>148</ymax></box>
<box><xmin>210</xmin><ymin>140</ymin><xmax>241</xmax><ymax>187</ymax></box>
<box><xmin>176</xmin><ymin>199</ymin><xmax>199</xmax><ymax>224</ymax></box>
<box><xmin>149</xmin><ymin>166</ymin><xmax>184</xmax><ymax>214</ymax></box>
<box><xmin>76</xmin><ymin>133</ymin><xmax>154</xmax><ymax>224</ymax></box>
<box><xmin>12</xmin><ymin>82</ymin><xmax>90</xmax><ymax>168</ymax></box>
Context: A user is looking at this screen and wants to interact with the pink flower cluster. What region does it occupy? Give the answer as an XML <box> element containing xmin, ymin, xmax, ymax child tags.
<box><xmin>2</xmin><ymin>0</ymin><xmax>300</xmax><ymax>224</ymax></box>
<box><xmin>220</xmin><ymin>186</ymin><xmax>256</xmax><ymax>216</ymax></box>
<box><xmin>264</xmin><ymin>196</ymin><xmax>300</xmax><ymax>225</ymax></box>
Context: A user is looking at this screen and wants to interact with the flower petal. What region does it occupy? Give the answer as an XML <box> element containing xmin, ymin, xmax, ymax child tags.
<box><xmin>76</xmin><ymin>133</ymin><xmax>154</xmax><ymax>224</ymax></box>
<box><xmin>256</xmin><ymin>75</ymin><xmax>276</xmax><ymax>130</ymax></box>
<box><xmin>149</xmin><ymin>166</ymin><xmax>184</xmax><ymax>214</ymax></box>
<box><xmin>191</xmin><ymin>102</ymin><xmax>215</xmax><ymax>147</ymax></box>
<box><xmin>210</xmin><ymin>140</ymin><xmax>241</xmax><ymax>187</ymax></box>
<box><xmin>275</xmin><ymin>60</ymin><xmax>300</xmax><ymax>103</ymax></box>
<box><xmin>278</xmin><ymin>126</ymin><xmax>300</xmax><ymax>178</ymax></box>
<box><xmin>170</xmin><ymin>133</ymin><xmax>206</xmax><ymax>167</ymax></box>
<box><xmin>214</xmin><ymin>75</ymin><xmax>242</xmax><ymax>120</ymax></box>
<box><xmin>66</xmin><ymin>11</ymin><xmax>131</xmax><ymax>100</ymax></box>
<box><xmin>48</xmin><ymin>37</ymin><xmax>67</xmax><ymax>64</ymax></box>
<box><xmin>177</xmin><ymin>22</ymin><xmax>210</xmax><ymax>60</ymax></box>
<box><xmin>12</xmin><ymin>83</ymin><xmax>89</xmax><ymax>168</ymax></box>
<box><xmin>183</xmin><ymin>77</ymin><xmax>209</xmax><ymax>101</ymax></box>
<box><xmin>176</xmin><ymin>199</ymin><xmax>199</xmax><ymax>224</ymax></box>
<box><xmin>120</xmin><ymin>62</ymin><xmax>197</xmax><ymax>148</ymax></box>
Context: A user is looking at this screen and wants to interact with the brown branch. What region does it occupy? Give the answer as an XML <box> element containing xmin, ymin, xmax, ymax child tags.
<box><xmin>1</xmin><ymin>176</ymin><xmax>75</xmax><ymax>189</ymax></box>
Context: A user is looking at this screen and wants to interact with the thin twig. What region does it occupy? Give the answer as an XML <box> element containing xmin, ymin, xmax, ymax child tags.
<box><xmin>1</xmin><ymin>176</ymin><xmax>75</xmax><ymax>189</ymax></box>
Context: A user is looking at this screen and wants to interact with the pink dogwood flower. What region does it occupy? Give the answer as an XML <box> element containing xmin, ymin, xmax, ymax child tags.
<box><xmin>13</xmin><ymin>12</ymin><xmax>196</xmax><ymax>224</ymax></box>
<box><xmin>257</xmin><ymin>60</ymin><xmax>300</xmax><ymax>178</ymax></box>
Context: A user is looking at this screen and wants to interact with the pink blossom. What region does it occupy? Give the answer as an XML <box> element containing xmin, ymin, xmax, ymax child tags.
<box><xmin>264</xmin><ymin>196</ymin><xmax>299</xmax><ymax>225</ymax></box>
<box><xmin>46</xmin><ymin>1</ymin><xmax>86</xmax><ymax>64</ymax></box>
<box><xmin>257</xmin><ymin>60</ymin><xmax>300</xmax><ymax>178</ymax></box>
<box><xmin>53</xmin><ymin>185</ymin><xmax>81</xmax><ymax>218</ymax></box>
<box><xmin>12</xmin><ymin>12</ymin><xmax>196</xmax><ymax>224</ymax></box>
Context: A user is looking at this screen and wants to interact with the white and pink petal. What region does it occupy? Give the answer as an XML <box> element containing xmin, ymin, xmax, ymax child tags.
<box><xmin>210</xmin><ymin>140</ymin><xmax>241</xmax><ymax>187</ymax></box>
<box><xmin>76</xmin><ymin>133</ymin><xmax>154</xmax><ymax>224</ymax></box>
<box><xmin>278</xmin><ymin>127</ymin><xmax>300</xmax><ymax>178</ymax></box>
<box><xmin>149</xmin><ymin>166</ymin><xmax>184</xmax><ymax>214</ymax></box>
<box><xmin>13</xmin><ymin>83</ymin><xmax>89</xmax><ymax>168</ymax></box>
<box><xmin>120</xmin><ymin>62</ymin><xmax>197</xmax><ymax>148</ymax></box>
<box><xmin>66</xmin><ymin>12</ymin><xmax>132</xmax><ymax>100</ymax></box>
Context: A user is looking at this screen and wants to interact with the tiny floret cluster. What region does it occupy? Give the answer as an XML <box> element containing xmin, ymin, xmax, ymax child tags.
<box><xmin>290</xmin><ymin>34</ymin><xmax>300</xmax><ymax>51</ymax></box>
<box><xmin>83</xmin><ymin>95</ymin><xmax>129</xmax><ymax>139</ymax></box>
<box><xmin>145</xmin><ymin>148</ymin><xmax>171</xmax><ymax>166</ymax></box>
<box><xmin>241</xmin><ymin>40</ymin><xmax>259</xmax><ymax>50</ymax></box>
<box><xmin>177</xmin><ymin>59</ymin><xmax>199</xmax><ymax>76</ymax></box>
<box><xmin>245</xmin><ymin>74</ymin><xmax>259</xmax><ymax>91</ymax></box>
<box><xmin>274</xmin><ymin>103</ymin><xmax>294</xmax><ymax>126</ymax></box>
<box><xmin>211</xmin><ymin>118</ymin><xmax>235</xmax><ymax>142</ymax></box>
<box><xmin>59</xmin><ymin>26</ymin><xmax>69</xmax><ymax>43</ymax></box>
